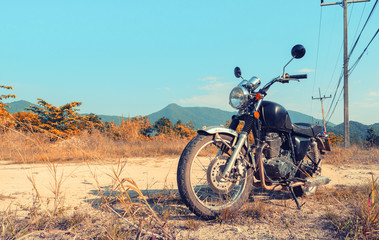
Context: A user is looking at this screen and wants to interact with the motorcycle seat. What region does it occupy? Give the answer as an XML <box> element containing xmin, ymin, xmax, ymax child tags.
<box><xmin>292</xmin><ymin>123</ymin><xmax>322</xmax><ymax>138</ymax></box>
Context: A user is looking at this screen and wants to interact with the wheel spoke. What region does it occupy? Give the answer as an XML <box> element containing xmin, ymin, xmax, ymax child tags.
<box><xmin>181</xmin><ymin>134</ymin><xmax>252</xmax><ymax>216</ymax></box>
<box><xmin>194</xmin><ymin>156</ymin><xmax>207</xmax><ymax>172</ymax></box>
<box><xmin>194</xmin><ymin>174</ymin><xmax>207</xmax><ymax>195</ymax></box>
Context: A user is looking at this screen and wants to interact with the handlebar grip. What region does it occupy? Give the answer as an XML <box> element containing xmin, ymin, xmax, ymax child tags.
<box><xmin>287</xmin><ymin>74</ymin><xmax>307</xmax><ymax>79</ymax></box>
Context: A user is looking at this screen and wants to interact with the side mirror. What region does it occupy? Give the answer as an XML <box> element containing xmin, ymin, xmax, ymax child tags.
<box><xmin>291</xmin><ymin>44</ymin><xmax>306</xmax><ymax>59</ymax></box>
<box><xmin>234</xmin><ymin>67</ymin><xmax>242</xmax><ymax>78</ymax></box>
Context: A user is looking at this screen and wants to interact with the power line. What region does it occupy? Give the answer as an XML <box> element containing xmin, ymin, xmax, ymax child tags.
<box><xmin>326</xmin><ymin>86</ymin><xmax>344</xmax><ymax>123</ymax></box>
<box><xmin>350</xmin><ymin>2</ymin><xmax>367</xmax><ymax>50</ymax></box>
<box><xmin>311</xmin><ymin>8</ymin><xmax>324</xmax><ymax>123</ymax></box>
<box><xmin>321</xmin><ymin>0</ymin><xmax>370</xmax><ymax>148</ymax></box>
<box><xmin>349</xmin><ymin>0</ymin><xmax>378</xmax><ymax>59</ymax></box>
<box><xmin>326</xmin><ymin>28</ymin><xmax>379</xmax><ymax>123</ymax></box>
<box><xmin>349</xmin><ymin>28</ymin><xmax>379</xmax><ymax>73</ymax></box>
<box><xmin>324</xmin><ymin>0</ymin><xmax>377</xmax><ymax>125</ymax></box>
<box><xmin>312</xmin><ymin>88</ymin><xmax>332</xmax><ymax>133</ymax></box>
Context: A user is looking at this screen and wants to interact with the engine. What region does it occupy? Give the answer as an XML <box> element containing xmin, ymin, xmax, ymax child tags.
<box><xmin>263</xmin><ymin>132</ymin><xmax>297</xmax><ymax>181</ymax></box>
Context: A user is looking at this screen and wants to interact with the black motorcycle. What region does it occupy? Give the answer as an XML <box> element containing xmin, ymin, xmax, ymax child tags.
<box><xmin>176</xmin><ymin>45</ymin><xmax>331</xmax><ymax>219</ymax></box>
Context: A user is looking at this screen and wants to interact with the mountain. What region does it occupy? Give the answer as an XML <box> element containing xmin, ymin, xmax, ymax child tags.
<box><xmin>148</xmin><ymin>103</ymin><xmax>332</xmax><ymax>129</ymax></box>
<box><xmin>6</xmin><ymin>100</ymin><xmax>378</xmax><ymax>143</ymax></box>
<box><xmin>327</xmin><ymin>121</ymin><xmax>379</xmax><ymax>144</ymax></box>
<box><xmin>148</xmin><ymin>103</ymin><xmax>235</xmax><ymax>129</ymax></box>
<box><xmin>287</xmin><ymin>110</ymin><xmax>336</xmax><ymax>127</ymax></box>
<box><xmin>5</xmin><ymin>100</ymin><xmax>35</xmax><ymax>113</ymax></box>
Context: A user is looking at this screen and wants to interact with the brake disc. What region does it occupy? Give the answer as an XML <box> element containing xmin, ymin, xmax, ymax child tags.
<box><xmin>206</xmin><ymin>157</ymin><xmax>236</xmax><ymax>195</ymax></box>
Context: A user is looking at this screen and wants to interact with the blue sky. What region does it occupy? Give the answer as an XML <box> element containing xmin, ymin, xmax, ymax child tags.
<box><xmin>1</xmin><ymin>1</ymin><xmax>378</xmax><ymax>125</ymax></box>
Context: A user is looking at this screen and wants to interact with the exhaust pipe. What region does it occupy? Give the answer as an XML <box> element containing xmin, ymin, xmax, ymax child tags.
<box><xmin>256</xmin><ymin>143</ymin><xmax>282</xmax><ymax>191</ymax></box>
<box><xmin>255</xmin><ymin>143</ymin><xmax>330</xmax><ymax>190</ymax></box>
<box><xmin>305</xmin><ymin>175</ymin><xmax>331</xmax><ymax>187</ymax></box>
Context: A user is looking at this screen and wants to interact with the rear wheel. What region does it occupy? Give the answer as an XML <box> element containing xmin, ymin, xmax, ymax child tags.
<box><xmin>177</xmin><ymin>133</ymin><xmax>254</xmax><ymax>219</ymax></box>
<box><xmin>294</xmin><ymin>146</ymin><xmax>321</xmax><ymax>197</ymax></box>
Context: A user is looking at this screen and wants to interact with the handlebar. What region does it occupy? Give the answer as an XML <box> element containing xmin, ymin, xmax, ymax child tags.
<box><xmin>285</xmin><ymin>74</ymin><xmax>307</xmax><ymax>79</ymax></box>
<box><xmin>260</xmin><ymin>73</ymin><xmax>307</xmax><ymax>94</ymax></box>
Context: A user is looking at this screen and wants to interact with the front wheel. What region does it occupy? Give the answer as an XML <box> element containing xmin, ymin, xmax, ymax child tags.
<box><xmin>177</xmin><ymin>133</ymin><xmax>254</xmax><ymax>219</ymax></box>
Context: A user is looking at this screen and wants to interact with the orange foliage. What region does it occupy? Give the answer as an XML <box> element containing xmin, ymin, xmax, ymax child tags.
<box><xmin>173</xmin><ymin>120</ymin><xmax>196</xmax><ymax>139</ymax></box>
<box><xmin>107</xmin><ymin>116</ymin><xmax>152</xmax><ymax>141</ymax></box>
<box><xmin>25</xmin><ymin>99</ymin><xmax>105</xmax><ymax>140</ymax></box>
<box><xmin>328</xmin><ymin>132</ymin><xmax>343</xmax><ymax>146</ymax></box>
<box><xmin>13</xmin><ymin>111</ymin><xmax>40</xmax><ymax>131</ymax></box>
<box><xmin>0</xmin><ymin>85</ymin><xmax>17</xmax><ymax>130</ymax></box>
<box><xmin>1</xmin><ymin>89</ymin><xmax>196</xmax><ymax>143</ymax></box>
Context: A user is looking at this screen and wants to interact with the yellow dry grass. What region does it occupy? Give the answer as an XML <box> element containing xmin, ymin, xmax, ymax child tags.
<box><xmin>0</xmin><ymin>130</ymin><xmax>188</xmax><ymax>163</ymax></box>
<box><xmin>323</xmin><ymin>145</ymin><xmax>379</xmax><ymax>165</ymax></box>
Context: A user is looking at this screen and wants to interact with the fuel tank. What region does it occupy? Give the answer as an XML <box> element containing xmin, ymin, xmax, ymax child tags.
<box><xmin>260</xmin><ymin>101</ymin><xmax>293</xmax><ymax>132</ymax></box>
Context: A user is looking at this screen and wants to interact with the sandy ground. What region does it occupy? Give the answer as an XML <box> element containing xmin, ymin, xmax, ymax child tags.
<box><xmin>0</xmin><ymin>157</ymin><xmax>377</xmax><ymax>211</ymax></box>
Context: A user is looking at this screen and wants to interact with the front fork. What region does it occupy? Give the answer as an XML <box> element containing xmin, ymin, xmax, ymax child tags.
<box><xmin>221</xmin><ymin>131</ymin><xmax>248</xmax><ymax>178</ymax></box>
<box><xmin>221</xmin><ymin>114</ymin><xmax>257</xmax><ymax>178</ymax></box>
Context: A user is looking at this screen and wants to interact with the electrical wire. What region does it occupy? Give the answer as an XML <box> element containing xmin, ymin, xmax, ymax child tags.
<box><xmin>325</xmin><ymin>0</ymin><xmax>378</xmax><ymax>123</ymax></box>
<box><xmin>350</xmin><ymin>3</ymin><xmax>367</xmax><ymax>51</ymax></box>
<box><xmin>349</xmin><ymin>0</ymin><xmax>378</xmax><ymax>59</ymax></box>
<box><xmin>326</xmin><ymin>28</ymin><xmax>379</xmax><ymax>123</ymax></box>
<box><xmin>349</xmin><ymin>28</ymin><xmax>379</xmax><ymax>74</ymax></box>
<box><xmin>326</xmin><ymin>86</ymin><xmax>344</xmax><ymax>123</ymax></box>
<box><xmin>311</xmin><ymin>8</ymin><xmax>324</xmax><ymax>123</ymax></box>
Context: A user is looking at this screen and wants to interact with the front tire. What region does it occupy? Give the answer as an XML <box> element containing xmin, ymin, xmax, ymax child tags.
<box><xmin>177</xmin><ymin>133</ymin><xmax>254</xmax><ymax>219</ymax></box>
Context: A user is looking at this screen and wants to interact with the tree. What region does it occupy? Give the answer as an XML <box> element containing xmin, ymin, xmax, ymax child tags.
<box><xmin>365</xmin><ymin>127</ymin><xmax>379</xmax><ymax>148</ymax></box>
<box><xmin>153</xmin><ymin>117</ymin><xmax>173</xmax><ymax>136</ymax></box>
<box><xmin>0</xmin><ymin>84</ymin><xmax>17</xmax><ymax>130</ymax></box>
<box><xmin>13</xmin><ymin>111</ymin><xmax>40</xmax><ymax>131</ymax></box>
<box><xmin>173</xmin><ymin>120</ymin><xmax>196</xmax><ymax>138</ymax></box>
<box><xmin>109</xmin><ymin>116</ymin><xmax>152</xmax><ymax>141</ymax></box>
<box><xmin>328</xmin><ymin>132</ymin><xmax>344</xmax><ymax>146</ymax></box>
<box><xmin>26</xmin><ymin>98</ymin><xmax>86</xmax><ymax>139</ymax></box>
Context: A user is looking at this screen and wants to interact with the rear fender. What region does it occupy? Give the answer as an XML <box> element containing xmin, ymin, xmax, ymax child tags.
<box><xmin>315</xmin><ymin>136</ymin><xmax>331</xmax><ymax>151</ymax></box>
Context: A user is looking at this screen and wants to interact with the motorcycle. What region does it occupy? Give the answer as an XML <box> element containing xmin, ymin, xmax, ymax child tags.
<box><xmin>176</xmin><ymin>45</ymin><xmax>331</xmax><ymax>219</ymax></box>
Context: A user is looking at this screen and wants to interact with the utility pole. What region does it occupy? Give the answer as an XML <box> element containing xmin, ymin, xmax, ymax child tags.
<box><xmin>321</xmin><ymin>0</ymin><xmax>370</xmax><ymax>148</ymax></box>
<box><xmin>312</xmin><ymin>88</ymin><xmax>332</xmax><ymax>134</ymax></box>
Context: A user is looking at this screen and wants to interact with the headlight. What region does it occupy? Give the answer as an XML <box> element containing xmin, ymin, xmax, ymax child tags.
<box><xmin>229</xmin><ymin>86</ymin><xmax>249</xmax><ymax>109</ymax></box>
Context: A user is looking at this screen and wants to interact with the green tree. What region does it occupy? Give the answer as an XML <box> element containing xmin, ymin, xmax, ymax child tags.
<box><xmin>365</xmin><ymin>127</ymin><xmax>379</xmax><ymax>148</ymax></box>
<box><xmin>153</xmin><ymin>117</ymin><xmax>173</xmax><ymax>135</ymax></box>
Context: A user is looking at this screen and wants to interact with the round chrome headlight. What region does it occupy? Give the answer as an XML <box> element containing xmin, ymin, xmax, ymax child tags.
<box><xmin>229</xmin><ymin>86</ymin><xmax>249</xmax><ymax>109</ymax></box>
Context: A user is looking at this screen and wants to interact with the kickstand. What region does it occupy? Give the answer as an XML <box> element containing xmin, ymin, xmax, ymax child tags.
<box><xmin>288</xmin><ymin>184</ymin><xmax>301</xmax><ymax>209</ymax></box>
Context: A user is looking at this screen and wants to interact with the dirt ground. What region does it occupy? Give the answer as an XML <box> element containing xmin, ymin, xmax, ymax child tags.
<box><xmin>0</xmin><ymin>158</ymin><xmax>378</xmax><ymax>239</ymax></box>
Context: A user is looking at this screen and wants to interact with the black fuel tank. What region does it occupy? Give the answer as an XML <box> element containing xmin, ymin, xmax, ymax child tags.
<box><xmin>260</xmin><ymin>101</ymin><xmax>293</xmax><ymax>132</ymax></box>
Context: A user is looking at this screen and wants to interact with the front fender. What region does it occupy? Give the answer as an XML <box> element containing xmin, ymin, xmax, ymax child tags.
<box><xmin>197</xmin><ymin>126</ymin><xmax>253</xmax><ymax>165</ymax></box>
<box><xmin>197</xmin><ymin>126</ymin><xmax>239</xmax><ymax>138</ymax></box>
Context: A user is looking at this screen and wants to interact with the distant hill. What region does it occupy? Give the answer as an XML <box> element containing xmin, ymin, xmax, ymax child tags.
<box><xmin>148</xmin><ymin>103</ymin><xmax>332</xmax><ymax>129</ymax></box>
<box><xmin>327</xmin><ymin>121</ymin><xmax>379</xmax><ymax>144</ymax></box>
<box><xmin>148</xmin><ymin>103</ymin><xmax>234</xmax><ymax>129</ymax></box>
<box><xmin>6</xmin><ymin>100</ymin><xmax>378</xmax><ymax>143</ymax></box>
<box><xmin>287</xmin><ymin>110</ymin><xmax>336</xmax><ymax>127</ymax></box>
<box><xmin>5</xmin><ymin>100</ymin><xmax>35</xmax><ymax>113</ymax></box>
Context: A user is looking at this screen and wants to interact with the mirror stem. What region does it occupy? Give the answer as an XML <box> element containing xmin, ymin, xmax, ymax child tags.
<box><xmin>282</xmin><ymin>57</ymin><xmax>294</xmax><ymax>78</ymax></box>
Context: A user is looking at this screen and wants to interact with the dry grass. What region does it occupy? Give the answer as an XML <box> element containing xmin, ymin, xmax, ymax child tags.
<box><xmin>1</xmin><ymin>126</ymin><xmax>379</xmax><ymax>239</ymax></box>
<box><xmin>316</xmin><ymin>176</ymin><xmax>379</xmax><ymax>239</ymax></box>
<box><xmin>323</xmin><ymin>144</ymin><xmax>379</xmax><ymax>165</ymax></box>
<box><xmin>0</xmin><ymin>130</ymin><xmax>188</xmax><ymax>163</ymax></box>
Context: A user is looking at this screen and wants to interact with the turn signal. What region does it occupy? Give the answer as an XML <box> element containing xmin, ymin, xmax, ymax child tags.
<box><xmin>253</xmin><ymin>111</ymin><xmax>260</xmax><ymax>119</ymax></box>
<box><xmin>255</xmin><ymin>93</ymin><xmax>262</xmax><ymax>100</ymax></box>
